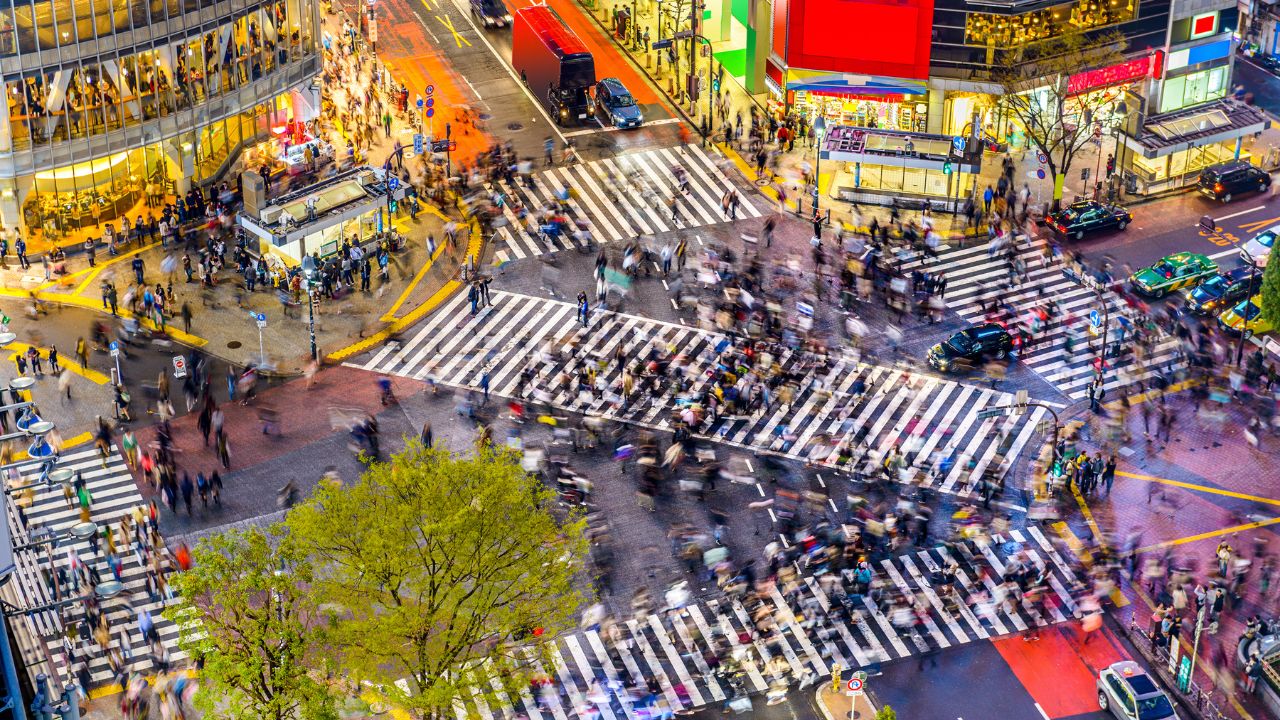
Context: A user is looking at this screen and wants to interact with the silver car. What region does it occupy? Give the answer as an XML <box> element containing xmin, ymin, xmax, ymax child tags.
<box><xmin>1097</xmin><ymin>661</ymin><xmax>1179</xmax><ymax>720</ymax></box>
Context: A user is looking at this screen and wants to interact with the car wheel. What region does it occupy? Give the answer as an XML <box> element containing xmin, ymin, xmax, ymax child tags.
<box><xmin>1117</xmin><ymin>220</ymin><xmax>1128</xmax><ymax>230</ymax></box>
<box><xmin>1262</xmin><ymin>182</ymin><xmax>1269</xmax><ymax>193</ymax></box>
<box><xmin>1222</xmin><ymin>193</ymin><xmax>1233</xmax><ymax>203</ymax></box>
<box><xmin>1098</xmin><ymin>691</ymin><xmax>1109</xmax><ymax>711</ymax></box>
<box><xmin>1074</xmin><ymin>230</ymin><xmax>1084</xmax><ymax>241</ymax></box>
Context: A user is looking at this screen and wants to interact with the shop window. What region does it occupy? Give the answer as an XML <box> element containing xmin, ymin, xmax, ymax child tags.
<box><xmin>1160</xmin><ymin>67</ymin><xmax>1228</xmax><ymax>114</ymax></box>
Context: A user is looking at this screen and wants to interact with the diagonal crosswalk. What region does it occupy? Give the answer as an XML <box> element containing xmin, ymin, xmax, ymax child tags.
<box><xmin>903</xmin><ymin>240</ymin><xmax>1185</xmax><ymax>400</ymax></box>
<box><xmin>357</xmin><ymin>290</ymin><xmax>1049</xmax><ymax>497</ymax></box>
<box><xmin>488</xmin><ymin>144</ymin><xmax>763</xmax><ymax>262</ymax></box>
<box><xmin>444</xmin><ymin>530</ymin><xmax>1084</xmax><ymax>719</ymax></box>
<box><xmin>0</xmin><ymin>447</ymin><xmax>186</xmax><ymax>690</ymax></box>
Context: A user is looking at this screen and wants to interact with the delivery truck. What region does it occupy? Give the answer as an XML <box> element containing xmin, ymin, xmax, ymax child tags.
<box><xmin>511</xmin><ymin>5</ymin><xmax>595</xmax><ymax>125</ymax></box>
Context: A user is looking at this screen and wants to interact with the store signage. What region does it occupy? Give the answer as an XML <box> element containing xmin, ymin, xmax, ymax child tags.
<box><xmin>1067</xmin><ymin>55</ymin><xmax>1155</xmax><ymax>96</ymax></box>
<box><xmin>1190</xmin><ymin>11</ymin><xmax>1218</xmax><ymax>40</ymax></box>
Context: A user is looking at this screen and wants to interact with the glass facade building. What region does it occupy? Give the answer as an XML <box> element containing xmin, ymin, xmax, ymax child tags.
<box><xmin>0</xmin><ymin>0</ymin><xmax>321</xmax><ymax>238</ymax></box>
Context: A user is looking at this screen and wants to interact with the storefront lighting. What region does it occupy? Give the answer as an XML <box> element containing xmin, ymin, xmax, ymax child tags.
<box><xmin>181</xmin><ymin>142</ymin><xmax>193</xmax><ymax>152</ymax></box>
<box><xmin>0</xmin><ymin>188</ymin><xmax>13</xmax><ymax>200</ymax></box>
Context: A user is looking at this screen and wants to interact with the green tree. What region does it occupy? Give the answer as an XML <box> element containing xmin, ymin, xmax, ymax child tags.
<box><xmin>876</xmin><ymin>706</ymin><xmax>897</xmax><ymax>720</ymax></box>
<box><xmin>167</xmin><ymin>526</ymin><xmax>336</xmax><ymax>720</ymax></box>
<box><xmin>992</xmin><ymin>30</ymin><xmax>1128</xmax><ymax>210</ymax></box>
<box><xmin>285</xmin><ymin>444</ymin><xmax>592</xmax><ymax>716</ymax></box>
<box><xmin>1260</xmin><ymin>255</ymin><xmax>1280</xmax><ymax>329</ymax></box>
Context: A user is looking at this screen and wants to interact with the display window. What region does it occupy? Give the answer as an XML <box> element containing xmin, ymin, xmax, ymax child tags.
<box><xmin>793</xmin><ymin>91</ymin><xmax>927</xmax><ymax>132</ymax></box>
<box><xmin>1159</xmin><ymin>66</ymin><xmax>1227</xmax><ymax>114</ymax></box>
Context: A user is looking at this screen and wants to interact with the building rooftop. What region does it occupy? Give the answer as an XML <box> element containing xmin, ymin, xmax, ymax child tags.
<box><xmin>1134</xmin><ymin>98</ymin><xmax>1270</xmax><ymax>152</ymax></box>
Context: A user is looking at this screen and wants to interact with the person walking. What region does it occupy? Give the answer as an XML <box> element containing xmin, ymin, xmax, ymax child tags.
<box><xmin>1102</xmin><ymin>453</ymin><xmax>1117</xmax><ymax>496</ymax></box>
<box><xmin>577</xmin><ymin>291</ymin><xmax>589</xmax><ymax>326</ymax></box>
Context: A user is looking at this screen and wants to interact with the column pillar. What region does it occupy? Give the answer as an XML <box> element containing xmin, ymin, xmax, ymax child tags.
<box><xmin>742</xmin><ymin>0</ymin><xmax>767</xmax><ymax>94</ymax></box>
<box><xmin>926</xmin><ymin>87</ymin><xmax>944</xmax><ymax>135</ymax></box>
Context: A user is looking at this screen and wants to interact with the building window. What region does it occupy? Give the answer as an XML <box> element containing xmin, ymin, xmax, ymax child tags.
<box><xmin>1159</xmin><ymin>66</ymin><xmax>1227</xmax><ymax>114</ymax></box>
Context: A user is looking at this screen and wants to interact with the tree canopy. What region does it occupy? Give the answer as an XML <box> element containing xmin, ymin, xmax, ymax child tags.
<box><xmin>992</xmin><ymin>30</ymin><xmax>1127</xmax><ymax>208</ymax></box>
<box><xmin>284</xmin><ymin>444</ymin><xmax>592</xmax><ymax>715</ymax></box>
<box><xmin>168</xmin><ymin>526</ymin><xmax>337</xmax><ymax>720</ymax></box>
<box><xmin>1260</xmin><ymin>254</ymin><xmax>1280</xmax><ymax>329</ymax></box>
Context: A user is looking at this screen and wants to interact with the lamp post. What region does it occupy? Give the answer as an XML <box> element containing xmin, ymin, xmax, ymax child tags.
<box><xmin>1236</xmin><ymin>247</ymin><xmax>1260</xmax><ymax>367</ymax></box>
<box><xmin>811</xmin><ymin>115</ymin><xmax>826</xmax><ymax>214</ymax></box>
<box><xmin>301</xmin><ymin>254</ymin><xmax>319</xmax><ymax>362</ymax></box>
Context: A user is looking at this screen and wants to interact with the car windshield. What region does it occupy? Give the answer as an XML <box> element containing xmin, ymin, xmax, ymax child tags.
<box><xmin>1136</xmin><ymin>695</ymin><xmax>1176</xmax><ymax>719</ymax></box>
<box><xmin>946</xmin><ymin>333</ymin><xmax>975</xmax><ymax>353</ymax></box>
<box><xmin>1151</xmin><ymin>261</ymin><xmax>1177</xmax><ymax>278</ymax></box>
<box><xmin>1238</xmin><ymin>301</ymin><xmax>1262</xmax><ymax>321</ymax></box>
<box><xmin>1254</xmin><ymin>231</ymin><xmax>1277</xmax><ymax>248</ymax></box>
<box><xmin>1060</xmin><ymin>208</ymin><xmax>1084</xmax><ymax>221</ymax></box>
<box><xmin>1198</xmin><ymin>277</ymin><xmax>1226</xmax><ymax>294</ymax></box>
<box><xmin>609</xmin><ymin>93</ymin><xmax>636</xmax><ymax>108</ymax></box>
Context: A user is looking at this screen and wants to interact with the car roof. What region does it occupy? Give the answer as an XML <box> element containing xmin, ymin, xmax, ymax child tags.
<box><xmin>1205</xmin><ymin>160</ymin><xmax>1253</xmax><ymax>174</ymax></box>
<box><xmin>970</xmin><ymin>323</ymin><xmax>1006</xmax><ymax>336</ymax></box>
<box><xmin>1225</xmin><ymin>266</ymin><xmax>1254</xmax><ymax>282</ymax></box>
<box><xmin>1164</xmin><ymin>252</ymin><xmax>1205</xmax><ymax>264</ymax></box>
<box><xmin>598</xmin><ymin>77</ymin><xmax>629</xmax><ymax>94</ymax></box>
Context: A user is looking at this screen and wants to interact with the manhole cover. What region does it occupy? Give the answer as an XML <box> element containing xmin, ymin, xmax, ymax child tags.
<box><xmin>479</xmin><ymin>113</ymin><xmax>492</xmax><ymax>121</ymax></box>
<box><xmin>227</xmin><ymin>341</ymin><xmax>242</xmax><ymax>349</ymax></box>
<box><xmin>507</xmin><ymin>122</ymin><xmax>523</xmax><ymax>131</ymax></box>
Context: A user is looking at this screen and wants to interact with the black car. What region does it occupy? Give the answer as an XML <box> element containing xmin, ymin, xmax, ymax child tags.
<box><xmin>1047</xmin><ymin>200</ymin><xmax>1132</xmax><ymax>241</ymax></box>
<box><xmin>594</xmin><ymin>78</ymin><xmax>643</xmax><ymax>129</ymax></box>
<box><xmin>1198</xmin><ymin>160</ymin><xmax>1271</xmax><ymax>203</ymax></box>
<box><xmin>470</xmin><ymin>0</ymin><xmax>511</xmax><ymax>26</ymax></box>
<box><xmin>1184</xmin><ymin>266</ymin><xmax>1256</xmax><ymax>315</ymax></box>
<box><xmin>927</xmin><ymin>323</ymin><xmax>1013</xmax><ymax>372</ymax></box>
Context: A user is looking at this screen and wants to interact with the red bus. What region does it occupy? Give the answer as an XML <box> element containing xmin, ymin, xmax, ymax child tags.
<box><xmin>511</xmin><ymin>5</ymin><xmax>596</xmax><ymax>125</ymax></box>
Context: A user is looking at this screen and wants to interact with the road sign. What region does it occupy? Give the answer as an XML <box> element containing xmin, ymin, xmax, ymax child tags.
<box><xmin>426</xmin><ymin>107</ymin><xmax>435</xmax><ymax>118</ymax></box>
<box><xmin>671</xmin><ymin>29</ymin><xmax>695</xmax><ymax>39</ymax></box>
<box><xmin>414</xmin><ymin>133</ymin><xmax>423</xmax><ymax>154</ymax></box>
<box><xmin>1089</xmin><ymin>309</ymin><xmax>1101</xmax><ymax>327</ymax></box>
<box><xmin>1036</xmin><ymin>168</ymin><xmax>1046</xmax><ymax>179</ymax></box>
<box><xmin>846</xmin><ymin>677</ymin><xmax>864</xmax><ymax>694</ymax></box>
<box><xmin>388</xmin><ymin>175</ymin><xmax>400</xmax><ymax>190</ymax></box>
<box><xmin>109</xmin><ymin>341</ymin><xmax>120</xmax><ymax>358</ymax></box>
<box><xmin>426</xmin><ymin>84</ymin><xmax>435</xmax><ymax>95</ymax></box>
<box><xmin>796</xmin><ymin>301</ymin><xmax>814</xmax><ymax>318</ymax></box>
<box><xmin>1037</xmin><ymin>151</ymin><xmax>1049</xmax><ymax>164</ymax></box>
<box><xmin>172</xmin><ymin>355</ymin><xmax>187</xmax><ymax>379</ymax></box>
<box><xmin>977</xmin><ymin>408</ymin><xmax>1004</xmax><ymax>419</ymax></box>
<box><xmin>1176</xmin><ymin>655</ymin><xmax>1192</xmax><ymax>693</ymax></box>
<box><xmin>426</xmin><ymin>97</ymin><xmax>435</xmax><ymax>108</ymax></box>
<box><xmin>952</xmin><ymin>135</ymin><xmax>965</xmax><ymax>152</ymax></box>
<box><xmin>253</xmin><ymin>312</ymin><xmax>267</xmax><ymax>329</ymax></box>
<box><xmin>1015</xmin><ymin>389</ymin><xmax>1028</xmax><ymax>409</ymax></box>
<box><xmin>651</xmin><ymin>38</ymin><xmax>672</xmax><ymax>49</ymax></box>
<box><xmin>416</xmin><ymin>95</ymin><xmax>423</xmax><ymax>109</ymax></box>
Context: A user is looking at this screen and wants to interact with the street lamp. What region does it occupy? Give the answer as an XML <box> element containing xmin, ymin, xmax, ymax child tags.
<box><xmin>301</xmin><ymin>254</ymin><xmax>319</xmax><ymax>362</ymax></box>
<box><xmin>811</xmin><ymin>115</ymin><xmax>826</xmax><ymax>214</ymax></box>
<box><xmin>1236</xmin><ymin>247</ymin><xmax>1261</xmax><ymax>367</ymax></box>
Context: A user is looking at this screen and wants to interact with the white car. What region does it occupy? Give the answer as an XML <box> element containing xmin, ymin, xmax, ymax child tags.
<box><xmin>1240</xmin><ymin>223</ymin><xmax>1278</xmax><ymax>267</ymax></box>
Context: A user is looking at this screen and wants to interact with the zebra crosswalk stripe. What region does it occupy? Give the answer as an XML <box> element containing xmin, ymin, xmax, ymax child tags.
<box><xmin>356</xmin><ymin>291</ymin><xmax>1046</xmax><ymax>500</ymax></box>
<box><xmin>488</xmin><ymin>145</ymin><xmax>762</xmax><ymax>262</ymax></box>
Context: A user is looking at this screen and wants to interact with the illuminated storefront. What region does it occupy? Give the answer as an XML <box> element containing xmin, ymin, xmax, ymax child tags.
<box><xmin>0</xmin><ymin>0</ymin><xmax>321</xmax><ymax>239</ymax></box>
<box><xmin>1122</xmin><ymin>99</ymin><xmax>1269</xmax><ymax>194</ymax></box>
<box><xmin>822</xmin><ymin>125</ymin><xmax>978</xmax><ymax>210</ymax></box>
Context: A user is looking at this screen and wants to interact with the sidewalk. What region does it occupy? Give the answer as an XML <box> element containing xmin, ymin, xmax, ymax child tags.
<box><xmin>815</xmin><ymin>685</ymin><xmax>882</xmax><ymax>720</ymax></box>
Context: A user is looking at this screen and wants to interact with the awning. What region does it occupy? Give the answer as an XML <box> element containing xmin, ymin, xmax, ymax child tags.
<box><xmin>1122</xmin><ymin>99</ymin><xmax>1271</xmax><ymax>159</ymax></box>
<box><xmin>784</xmin><ymin>69</ymin><xmax>927</xmax><ymax>96</ymax></box>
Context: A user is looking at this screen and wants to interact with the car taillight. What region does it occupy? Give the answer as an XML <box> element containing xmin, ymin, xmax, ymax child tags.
<box><xmin>1215</xmin><ymin>183</ymin><xmax>1224</xmax><ymax>192</ymax></box>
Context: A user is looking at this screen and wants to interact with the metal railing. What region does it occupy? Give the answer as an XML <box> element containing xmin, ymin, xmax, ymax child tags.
<box><xmin>1126</xmin><ymin>620</ymin><xmax>1234</xmax><ymax>720</ymax></box>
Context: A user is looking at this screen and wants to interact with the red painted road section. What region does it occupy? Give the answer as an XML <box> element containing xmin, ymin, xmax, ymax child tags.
<box><xmin>370</xmin><ymin>0</ymin><xmax>492</xmax><ymax>165</ymax></box>
<box><xmin>993</xmin><ymin>625</ymin><xmax>1129</xmax><ymax>719</ymax></box>
<box><xmin>505</xmin><ymin>0</ymin><xmax>668</xmax><ymax>109</ymax></box>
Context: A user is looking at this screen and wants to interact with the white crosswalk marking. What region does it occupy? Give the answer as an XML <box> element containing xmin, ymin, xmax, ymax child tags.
<box><xmin>464</xmin><ymin>541</ymin><xmax>1085</xmax><ymax>718</ymax></box>
<box><xmin>488</xmin><ymin>144</ymin><xmax>762</xmax><ymax>262</ymax></box>
<box><xmin>902</xmin><ymin>240</ymin><xmax>1185</xmax><ymax>400</ymax></box>
<box><xmin>357</xmin><ymin>291</ymin><xmax>1047</xmax><ymax>499</ymax></box>
<box><xmin>0</xmin><ymin>448</ymin><xmax>185</xmax><ymax>690</ymax></box>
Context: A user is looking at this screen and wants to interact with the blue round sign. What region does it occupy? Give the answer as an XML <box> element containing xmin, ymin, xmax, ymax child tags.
<box><xmin>1036</xmin><ymin>168</ymin><xmax>1046</xmax><ymax>179</ymax></box>
<box><xmin>426</xmin><ymin>108</ymin><xmax>435</xmax><ymax>118</ymax></box>
<box><xmin>426</xmin><ymin>97</ymin><xmax>435</xmax><ymax>108</ymax></box>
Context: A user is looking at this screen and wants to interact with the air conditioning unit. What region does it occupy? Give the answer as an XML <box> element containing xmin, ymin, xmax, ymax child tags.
<box><xmin>260</xmin><ymin>205</ymin><xmax>284</xmax><ymax>225</ymax></box>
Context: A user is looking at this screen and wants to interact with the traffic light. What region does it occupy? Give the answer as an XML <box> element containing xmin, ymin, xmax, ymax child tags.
<box><xmin>942</xmin><ymin>160</ymin><xmax>953</xmax><ymax>175</ymax></box>
<box><xmin>711</xmin><ymin>75</ymin><xmax>720</xmax><ymax>93</ymax></box>
<box><xmin>389</xmin><ymin>198</ymin><xmax>398</xmax><ymax>213</ymax></box>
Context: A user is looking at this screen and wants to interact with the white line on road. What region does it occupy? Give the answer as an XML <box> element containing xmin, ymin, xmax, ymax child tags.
<box><xmin>1035</xmin><ymin>703</ymin><xmax>1051</xmax><ymax>720</ymax></box>
<box><xmin>1209</xmin><ymin>247</ymin><xmax>1241</xmax><ymax>259</ymax></box>
<box><xmin>562</xmin><ymin>118</ymin><xmax>683</xmax><ymax>137</ymax></box>
<box><xmin>1207</xmin><ymin>205</ymin><xmax>1266</xmax><ymax>224</ymax></box>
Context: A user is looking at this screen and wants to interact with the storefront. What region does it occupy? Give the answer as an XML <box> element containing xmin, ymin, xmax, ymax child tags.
<box><xmin>1120</xmin><ymin>98</ymin><xmax>1270</xmax><ymax>195</ymax></box>
<box><xmin>237</xmin><ymin>167</ymin><xmax>396</xmax><ymax>266</ymax></box>
<box><xmin>765</xmin><ymin>66</ymin><xmax>930</xmax><ymax>131</ymax></box>
<box><xmin>821</xmin><ymin>125</ymin><xmax>979</xmax><ymax>210</ymax></box>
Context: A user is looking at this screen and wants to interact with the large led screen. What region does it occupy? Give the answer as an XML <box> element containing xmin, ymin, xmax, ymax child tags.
<box><xmin>786</xmin><ymin>0</ymin><xmax>933</xmax><ymax>79</ymax></box>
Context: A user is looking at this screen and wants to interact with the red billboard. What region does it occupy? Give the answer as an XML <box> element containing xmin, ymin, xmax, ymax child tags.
<box><xmin>783</xmin><ymin>0</ymin><xmax>933</xmax><ymax>80</ymax></box>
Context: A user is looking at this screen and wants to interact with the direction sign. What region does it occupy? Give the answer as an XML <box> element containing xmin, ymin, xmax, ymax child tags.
<box><xmin>976</xmin><ymin>408</ymin><xmax>1004</xmax><ymax>419</ymax></box>
<box><xmin>254</xmin><ymin>312</ymin><xmax>267</xmax><ymax>329</ymax></box>
<box><xmin>846</xmin><ymin>677</ymin><xmax>864</xmax><ymax>694</ymax></box>
<box><xmin>414</xmin><ymin>133</ymin><xmax>423</xmax><ymax>154</ymax></box>
<box><xmin>172</xmin><ymin>355</ymin><xmax>187</xmax><ymax>379</ymax></box>
<box><xmin>416</xmin><ymin>95</ymin><xmax>424</xmax><ymax>109</ymax></box>
<box><xmin>109</xmin><ymin>341</ymin><xmax>120</xmax><ymax>358</ymax></box>
<box><xmin>952</xmin><ymin>135</ymin><xmax>965</xmax><ymax>152</ymax></box>
<box><xmin>1089</xmin><ymin>309</ymin><xmax>1101</xmax><ymax>327</ymax></box>
<box><xmin>388</xmin><ymin>175</ymin><xmax>400</xmax><ymax>190</ymax></box>
<box><xmin>651</xmin><ymin>38</ymin><xmax>673</xmax><ymax>49</ymax></box>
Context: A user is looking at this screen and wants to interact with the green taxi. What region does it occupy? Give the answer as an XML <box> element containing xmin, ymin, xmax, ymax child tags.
<box><xmin>1129</xmin><ymin>252</ymin><xmax>1218</xmax><ymax>298</ymax></box>
<box><xmin>1218</xmin><ymin>294</ymin><xmax>1276</xmax><ymax>337</ymax></box>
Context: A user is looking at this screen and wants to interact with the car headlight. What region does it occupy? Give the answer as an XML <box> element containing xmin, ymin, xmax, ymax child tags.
<box><xmin>504</xmin><ymin>13</ymin><xmax>512</xmax><ymax>20</ymax></box>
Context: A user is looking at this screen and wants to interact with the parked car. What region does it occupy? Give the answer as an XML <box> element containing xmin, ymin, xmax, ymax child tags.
<box><xmin>1129</xmin><ymin>252</ymin><xmax>1218</xmax><ymax>298</ymax></box>
<box><xmin>594</xmin><ymin>78</ymin><xmax>643</xmax><ymax>129</ymax></box>
<box><xmin>1047</xmin><ymin>200</ymin><xmax>1132</xmax><ymax>241</ymax></box>
<box><xmin>1198</xmin><ymin>160</ymin><xmax>1271</xmax><ymax>203</ymax></box>
<box><xmin>470</xmin><ymin>0</ymin><xmax>512</xmax><ymax>26</ymax></box>
<box><xmin>1184</xmin><ymin>266</ymin><xmax>1256</xmax><ymax>315</ymax></box>
<box><xmin>1240</xmin><ymin>222</ymin><xmax>1279</xmax><ymax>268</ymax></box>
<box><xmin>1097</xmin><ymin>661</ymin><xmax>1178</xmax><ymax>719</ymax></box>
<box><xmin>927</xmin><ymin>323</ymin><xmax>1013</xmax><ymax>372</ymax></box>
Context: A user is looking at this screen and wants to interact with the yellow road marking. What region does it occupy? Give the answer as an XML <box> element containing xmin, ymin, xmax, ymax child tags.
<box><xmin>1070</xmin><ymin>481</ymin><xmax>1108</xmax><ymax>552</ymax></box>
<box><xmin>436</xmin><ymin>14</ymin><xmax>471</xmax><ymax>47</ymax></box>
<box><xmin>4</xmin><ymin>343</ymin><xmax>110</xmax><ymax>384</ymax></box>
<box><xmin>1102</xmin><ymin>377</ymin><xmax>1202</xmax><ymax>410</ymax></box>
<box><xmin>327</xmin><ymin>219</ymin><xmax>484</xmax><ymax>362</ymax></box>
<box><xmin>1239</xmin><ymin>215</ymin><xmax>1280</xmax><ymax>235</ymax></box>
<box><xmin>1052</xmin><ymin>521</ymin><xmax>1129</xmax><ymax>607</ymax></box>
<box><xmin>1134</xmin><ymin>516</ymin><xmax>1280</xmax><ymax>555</ymax></box>
<box><xmin>381</xmin><ymin>233</ymin><xmax>452</xmax><ymax>322</ymax></box>
<box><xmin>71</xmin><ymin>241</ymin><xmax>163</xmax><ymax>296</ymax></box>
<box><xmin>1116</xmin><ymin>470</ymin><xmax>1280</xmax><ymax>507</ymax></box>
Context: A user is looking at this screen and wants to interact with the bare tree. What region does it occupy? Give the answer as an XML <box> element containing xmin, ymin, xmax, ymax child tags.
<box><xmin>993</xmin><ymin>30</ymin><xmax>1127</xmax><ymax>210</ymax></box>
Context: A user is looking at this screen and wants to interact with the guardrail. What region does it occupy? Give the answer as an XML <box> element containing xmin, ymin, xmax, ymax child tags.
<box><xmin>1125</xmin><ymin>620</ymin><xmax>1234</xmax><ymax>720</ymax></box>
